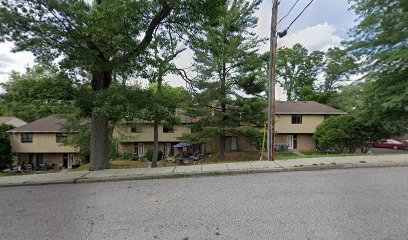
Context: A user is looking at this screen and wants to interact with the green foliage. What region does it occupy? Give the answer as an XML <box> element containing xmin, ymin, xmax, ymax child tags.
<box><xmin>145</xmin><ymin>150</ymin><xmax>163</xmax><ymax>161</ymax></box>
<box><xmin>0</xmin><ymin>0</ymin><xmax>226</xmax><ymax>169</ymax></box>
<box><xmin>62</xmin><ymin>118</ymin><xmax>91</xmax><ymax>162</ymax></box>
<box><xmin>140</xmin><ymin>84</ymin><xmax>189</xmax><ymax>125</ymax></box>
<box><xmin>0</xmin><ymin>65</ymin><xmax>78</xmax><ymax>122</ymax></box>
<box><xmin>0</xmin><ymin>0</ymin><xmax>221</xmax><ymax>72</ymax></box>
<box><xmin>186</xmin><ymin>0</ymin><xmax>265</xmax><ymax>157</ymax></box>
<box><xmin>0</xmin><ymin>124</ymin><xmax>14</xmax><ymax>170</ymax></box>
<box><xmin>76</xmin><ymin>83</ymin><xmax>148</xmax><ymax>123</ymax></box>
<box><xmin>347</xmin><ymin>0</ymin><xmax>408</xmax><ymax>133</ymax></box>
<box><xmin>327</xmin><ymin>83</ymin><xmax>366</xmax><ymax>113</ymax></box>
<box><xmin>275</xmin><ymin>43</ymin><xmax>324</xmax><ymax>101</ymax></box>
<box><xmin>314</xmin><ymin>115</ymin><xmax>386</xmax><ymax>153</ymax></box>
<box><xmin>181</xmin><ymin>126</ymin><xmax>263</xmax><ymax>150</ymax></box>
<box><xmin>321</xmin><ymin>47</ymin><xmax>358</xmax><ymax>93</ymax></box>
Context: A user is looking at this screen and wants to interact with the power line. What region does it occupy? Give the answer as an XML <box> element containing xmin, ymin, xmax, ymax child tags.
<box><xmin>278</xmin><ymin>0</ymin><xmax>315</xmax><ymax>38</ymax></box>
<box><xmin>277</xmin><ymin>0</ymin><xmax>300</xmax><ymax>26</ymax></box>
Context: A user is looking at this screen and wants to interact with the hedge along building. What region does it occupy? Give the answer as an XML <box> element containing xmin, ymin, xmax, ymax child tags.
<box><xmin>7</xmin><ymin>116</ymin><xmax>81</xmax><ymax>169</ymax></box>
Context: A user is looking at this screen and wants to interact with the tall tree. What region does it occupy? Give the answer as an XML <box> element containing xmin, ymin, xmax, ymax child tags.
<box><xmin>275</xmin><ymin>43</ymin><xmax>324</xmax><ymax>101</ymax></box>
<box><xmin>0</xmin><ymin>64</ymin><xmax>77</xmax><ymax>122</ymax></box>
<box><xmin>347</xmin><ymin>0</ymin><xmax>408</xmax><ymax>134</ymax></box>
<box><xmin>0</xmin><ymin>0</ymin><xmax>222</xmax><ymax>170</ymax></box>
<box><xmin>321</xmin><ymin>47</ymin><xmax>357</xmax><ymax>94</ymax></box>
<box><xmin>139</xmin><ymin>84</ymin><xmax>190</xmax><ymax>167</ymax></box>
<box><xmin>188</xmin><ymin>0</ymin><xmax>264</xmax><ymax>159</ymax></box>
<box><xmin>140</xmin><ymin>30</ymin><xmax>186</xmax><ymax>167</ymax></box>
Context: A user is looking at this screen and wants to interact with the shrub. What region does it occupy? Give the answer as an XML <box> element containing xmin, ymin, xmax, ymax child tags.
<box><xmin>145</xmin><ymin>150</ymin><xmax>163</xmax><ymax>161</ymax></box>
<box><xmin>0</xmin><ymin>124</ymin><xmax>14</xmax><ymax>170</ymax></box>
<box><xmin>314</xmin><ymin>114</ymin><xmax>386</xmax><ymax>153</ymax></box>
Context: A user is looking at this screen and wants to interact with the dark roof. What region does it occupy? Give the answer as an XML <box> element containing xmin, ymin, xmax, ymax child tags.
<box><xmin>7</xmin><ymin>116</ymin><xmax>68</xmax><ymax>133</ymax></box>
<box><xmin>268</xmin><ymin>101</ymin><xmax>346</xmax><ymax>115</ymax></box>
<box><xmin>125</xmin><ymin>108</ymin><xmax>192</xmax><ymax>124</ymax></box>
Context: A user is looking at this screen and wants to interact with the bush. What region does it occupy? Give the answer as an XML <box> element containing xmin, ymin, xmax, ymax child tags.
<box><xmin>314</xmin><ymin>114</ymin><xmax>386</xmax><ymax>153</ymax></box>
<box><xmin>145</xmin><ymin>150</ymin><xmax>163</xmax><ymax>161</ymax></box>
<box><xmin>0</xmin><ymin>124</ymin><xmax>14</xmax><ymax>170</ymax></box>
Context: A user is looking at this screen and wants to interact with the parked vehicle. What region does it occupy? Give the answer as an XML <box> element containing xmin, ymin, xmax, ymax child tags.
<box><xmin>373</xmin><ymin>139</ymin><xmax>407</xmax><ymax>150</ymax></box>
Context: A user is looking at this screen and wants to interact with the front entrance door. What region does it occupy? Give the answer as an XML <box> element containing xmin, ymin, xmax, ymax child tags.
<box><xmin>29</xmin><ymin>153</ymin><xmax>43</xmax><ymax>169</ymax></box>
<box><xmin>63</xmin><ymin>154</ymin><xmax>68</xmax><ymax>168</ymax></box>
<box><xmin>164</xmin><ymin>143</ymin><xmax>172</xmax><ymax>156</ymax></box>
<box><xmin>287</xmin><ymin>135</ymin><xmax>294</xmax><ymax>149</ymax></box>
<box><xmin>68</xmin><ymin>154</ymin><xmax>74</xmax><ymax>168</ymax></box>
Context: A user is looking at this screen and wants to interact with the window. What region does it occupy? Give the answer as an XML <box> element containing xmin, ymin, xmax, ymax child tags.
<box><xmin>225</xmin><ymin>136</ymin><xmax>238</xmax><ymax>151</ymax></box>
<box><xmin>291</xmin><ymin>115</ymin><xmax>302</xmax><ymax>124</ymax></box>
<box><xmin>56</xmin><ymin>133</ymin><xmax>68</xmax><ymax>143</ymax></box>
<box><xmin>131</xmin><ymin>125</ymin><xmax>142</xmax><ymax>133</ymax></box>
<box><xmin>21</xmin><ymin>133</ymin><xmax>33</xmax><ymax>143</ymax></box>
<box><xmin>163</xmin><ymin>124</ymin><xmax>174</xmax><ymax>133</ymax></box>
<box><xmin>134</xmin><ymin>143</ymin><xmax>144</xmax><ymax>156</ymax></box>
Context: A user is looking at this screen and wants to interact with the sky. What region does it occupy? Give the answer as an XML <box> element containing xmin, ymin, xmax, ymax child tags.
<box><xmin>0</xmin><ymin>0</ymin><xmax>356</xmax><ymax>99</ymax></box>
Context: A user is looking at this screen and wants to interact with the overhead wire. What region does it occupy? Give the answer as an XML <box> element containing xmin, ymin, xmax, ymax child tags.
<box><xmin>278</xmin><ymin>0</ymin><xmax>315</xmax><ymax>38</ymax></box>
<box><xmin>277</xmin><ymin>0</ymin><xmax>300</xmax><ymax>26</ymax></box>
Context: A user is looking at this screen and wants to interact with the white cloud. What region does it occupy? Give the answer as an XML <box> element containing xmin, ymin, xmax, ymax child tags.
<box><xmin>278</xmin><ymin>22</ymin><xmax>343</xmax><ymax>51</ymax></box>
<box><xmin>0</xmin><ymin>42</ymin><xmax>35</xmax><ymax>83</ymax></box>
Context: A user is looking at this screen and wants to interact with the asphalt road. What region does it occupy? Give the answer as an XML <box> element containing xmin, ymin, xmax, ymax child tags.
<box><xmin>1</xmin><ymin>167</ymin><xmax>408</xmax><ymax>240</ymax></box>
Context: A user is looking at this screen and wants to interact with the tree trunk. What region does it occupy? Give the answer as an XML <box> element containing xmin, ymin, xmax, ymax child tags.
<box><xmin>89</xmin><ymin>110</ymin><xmax>110</xmax><ymax>170</ymax></box>
<box><xmin>219</xmin><ymin>62</ymin><xmax>227</xmax><ymax>160</ymax></box>
<box><xmin>151</xmin><ymin>75</ymin><xmax>163</xmax><ymax>168</ymax></box>
<box><xmin>219</xmin><ymin>132</ymin><xmax>225</xmax><ymax>160</ymax></box>
<box><xmin>89</xmin><ymin>70</ymin><xmax>112</xmax><ymax>171</ymax></box>
<box><xmin>152</xmin><ymin>120</ymin><xmax>159</xmax><ymax>168</ymax></box>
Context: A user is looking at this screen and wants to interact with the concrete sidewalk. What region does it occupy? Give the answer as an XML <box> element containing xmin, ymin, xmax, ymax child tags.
<box><xmin>1</xmin><ymin>154</ymin><xmax>408</xmax><ymax>187</ymax></box>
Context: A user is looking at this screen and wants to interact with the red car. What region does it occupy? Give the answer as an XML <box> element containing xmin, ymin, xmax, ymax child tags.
<box><xmin>373</xmin><ymin>139</ymin><xmax>407</xmax><ymax>150</ymax></box>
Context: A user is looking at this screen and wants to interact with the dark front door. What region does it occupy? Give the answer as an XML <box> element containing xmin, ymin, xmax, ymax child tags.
<box><xmin>293</xmin><ymin>134</ymin><xmax>298</xmax><ymax>149</ymax></box>
<box><xmin>63</xmin><ymin>154</ymin><xmax>68</xmax><ymax>168</ymax></box>
<box><xmin>29</xmin><ymin>153</ymin><xmax>43</xmax><ymax>169</ymax></box>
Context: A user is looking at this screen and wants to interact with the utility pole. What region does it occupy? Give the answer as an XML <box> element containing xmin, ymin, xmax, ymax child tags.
<box><xmin>268</xmin><ymin>0</ymin><xmax>279</xmax><ymax>161</ymax></box>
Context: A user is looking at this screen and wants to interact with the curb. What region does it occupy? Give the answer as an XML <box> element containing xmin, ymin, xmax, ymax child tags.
<box><xmin>1</xmin><ymin>162</ymin><xmax>407</xmax><ymax>188</ymax></box>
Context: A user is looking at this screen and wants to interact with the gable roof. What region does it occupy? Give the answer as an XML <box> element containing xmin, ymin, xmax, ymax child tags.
<box><xmin>273</xmin><ymin>101</ymin><xmax>346</xmax><ymax>115</ymax></box>
<box><xmin>0</xmin><ymin>116</ymin><xmax>27</xmax><ymax>127</ymax></box>
<box><xmin>0</xmin><ymin>117</ymin><xmax>15</xmax><ymax>124</ymax></box>
<box><xmin>7</xmin><ymin>116</ymin><xmax>68</xmax><ymax>133</ymax></box>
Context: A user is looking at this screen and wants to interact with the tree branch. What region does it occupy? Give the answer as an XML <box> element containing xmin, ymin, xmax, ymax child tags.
<box><xmin>119</xmin><ymin>3</ymin><xmax>173</xmax><ymax>63</ymax></box>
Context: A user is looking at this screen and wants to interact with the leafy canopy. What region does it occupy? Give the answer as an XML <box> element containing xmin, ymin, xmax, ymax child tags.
<box><xmin>0</xmin><ymin>64</ymin><xmax>78</xmax><ymax>122</ymax></box>
<box><xmin>347</xmin><ymin>0</ymin><xmax>408</xmax><ymax>133</ymax></box>
<box><xmin>275</xmin><ymin>43</ymin><xmax>324</xmax><ymax>101</ymax></box>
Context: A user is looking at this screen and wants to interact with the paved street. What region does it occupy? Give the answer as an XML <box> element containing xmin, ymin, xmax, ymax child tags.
<box><xmin>1</xmin><ymin>167</ymin><xmax>408</xmax><ymax>240</ymax></box>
